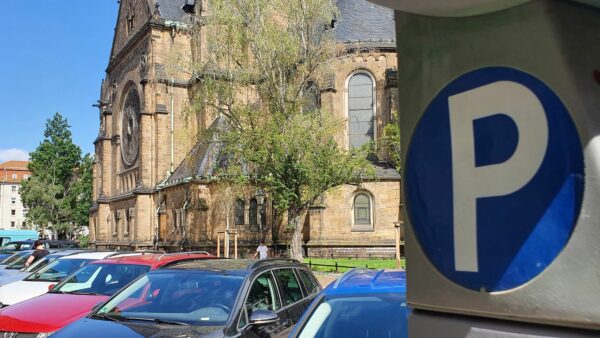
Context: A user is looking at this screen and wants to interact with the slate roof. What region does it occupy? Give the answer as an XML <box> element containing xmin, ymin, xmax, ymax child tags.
<box><xmin>157</xmin><ymin>0</ymin><xmax>396</xmax><ymax>45</ymax></box>
<box><xmin>334</xmin><ymin>0</ymin><xmax>395</xmax><ymax>44</ymax></box>
<box><xmin>371</xmin><ymin>161</ymin><xmax>401</xmax><ymax>180</ymax></box>
<box><xmin>163</xmin><ymin>116</ymin><xmax>228</xmax><ymax>186</ymax></box>
<box><xmin>156</xmin><ymin>0</ymin><xmax>192</xmax><ymax>23</ymax></box>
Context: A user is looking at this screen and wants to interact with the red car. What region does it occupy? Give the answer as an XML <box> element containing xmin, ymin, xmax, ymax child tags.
<box><xmin>0</xmin><ymin>252</ymin><xmax>215</xmax><ymax>336</ymax></box>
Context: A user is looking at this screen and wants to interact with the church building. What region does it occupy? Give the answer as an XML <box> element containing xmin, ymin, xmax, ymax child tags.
<box><xmin>91</xmin><ymin>0</ymin><xmax>401</xmax><ymax>258</ymax></box>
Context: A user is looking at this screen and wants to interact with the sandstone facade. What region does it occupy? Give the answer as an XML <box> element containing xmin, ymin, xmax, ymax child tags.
<box><xmin>91</xmin><ymin>0</ymin><xmax>401</xmax><ymax>258</ymax></box>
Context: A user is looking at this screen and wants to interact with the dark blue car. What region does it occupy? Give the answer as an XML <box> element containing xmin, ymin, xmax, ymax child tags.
<box><xmin>289</xmin><ymin>269</ymin><xmax>409</xmax><ymax>338</ymax></box>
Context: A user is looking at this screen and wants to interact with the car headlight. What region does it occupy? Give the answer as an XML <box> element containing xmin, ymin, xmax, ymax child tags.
<box><xmin>36</xmin><ymin>332</ymin><xmax>54</xmax><ymax>338</ymax></box>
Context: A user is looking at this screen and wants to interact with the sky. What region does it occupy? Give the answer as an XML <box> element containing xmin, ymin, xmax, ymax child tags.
<box><xmin>0</xmin><ymin>1</ymin><xmax>119</xmax><ymax>162</ymax></box>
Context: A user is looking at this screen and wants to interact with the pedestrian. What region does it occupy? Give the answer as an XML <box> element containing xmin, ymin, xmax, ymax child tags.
<box><xmin>24</xmin><ymin>240</ymin><xmax>50</xmax><ymax>268</ymax></box>
<box><xmin>252</xmin><ymin>240</ymin><xmax>268</xmax><ymax>260</ymax></box>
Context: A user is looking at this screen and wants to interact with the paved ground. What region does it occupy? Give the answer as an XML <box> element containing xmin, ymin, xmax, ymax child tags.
<box><xmin>313</xmin><ymin>271</ymin><xmax>341</xmax><ymax>288</ymax></box>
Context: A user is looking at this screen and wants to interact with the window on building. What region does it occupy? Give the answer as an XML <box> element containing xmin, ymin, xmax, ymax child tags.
<box><xmin>11</xmin><ymin>210</ymin><xmax>15</xmax><ymax>216</ymax></box>
<box><xmin>353</xmin><ymin>193</ymin><xmax>371</xmax><ymax>225</ymax></box>
<box><xmin>303</xmin><ymin>81</ymin><xmax>320</xmax><ymax>113</ymax></box>
<box><xmin>11</xmin><ymin>198</ymin><xmax>16</xmax><ymax>205</ymax></box>
<box><xmin>260</xmin><ymin>198</ymin><xmax>267</xmax><ymax>227</ymax></box>
<box><xmin>249</xmin><ymin>199</ymin><xmax>258</xmax><ymax>226</ymax></box>
<box><xmin>235</xmin><ymin>199</ymin><xmax>245</xmax><ymax>225</ymax></box>
<box><xmin>11</xmin><ymin>186</ymin><xmax>16</xmax><ymax>192</ymax></box>
<box><xmin>10</xmin><ymin>222</ymin><xmax>15</xmax><ymax>228</ymax></box>
<box><xmin>23</xmin><ymin>175</ymin><xmax>29</xmax><ymax>180</ymax></box>
<box><xmin>348</xmin><ymin>72</ymin><xmax>375</xmax><ymax>148</ymax></box>
<box><xmin>11</xmin><ymin>174</ymin><xmax>17</xmax><ymax>180</ymax></box>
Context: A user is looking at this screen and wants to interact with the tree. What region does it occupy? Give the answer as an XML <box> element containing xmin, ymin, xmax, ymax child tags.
<box><xmin>20</xmin><ymin>113</ymin><xmax>93</xmax><ymax>239</ymax></box>
<box><xmin>190</xmin><ymin>0</ymin><xmax>374</xmax><ymax>260</ymax></box>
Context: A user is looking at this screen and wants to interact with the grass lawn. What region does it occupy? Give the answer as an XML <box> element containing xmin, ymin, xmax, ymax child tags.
<box><xmin>303</xmin><ymin>257</ymin><xmax>405</xmax><ymax>273</ymax></box>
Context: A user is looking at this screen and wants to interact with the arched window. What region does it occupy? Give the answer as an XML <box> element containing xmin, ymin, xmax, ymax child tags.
<box><xmin>235</xmin><ymin>199</ymin><xmax>245</xmax><ymax>225</ymax></box>
<box><xmin>260</xmin><ymin>198</ymin><xmax>267</xmax><ymax>227</ymax></box>
<box><xmin>303</xmin><ymin>81</ymin><xmax>320</xmax><ymax>113</ymax></box>
<box><xmin>347</xmin><ymin>73</ymin><xmax>375</xmax><ymax>148</ymax></box>
<box><xmin>354</xmin><ymin>193</ymin><xmax>371</xmax><ymax>225</ymax></box>
<box><xmin>249</xmin><ymin>198</ymin><xmax>258</xmax><ymax>225</ymax></box>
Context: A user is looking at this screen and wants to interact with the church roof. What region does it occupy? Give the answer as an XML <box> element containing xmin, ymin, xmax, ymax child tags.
<box><xmin>162</xmin><ymin>115</ymin><xmax>229</xmax><ymax>187</ymax></box>
<box><xmin>158</xmin><ymin>0</ymin><xmax>396</xmax><ymax>45</ymax></box>
<box><xmin>371</xmin><ymin>161</ymin><xmax>401</xmax><ymax>180</ymax></box>
<box><xmin>334</xmin><ymin>0</ymin><xmax>396</xmax><ymax>45</ymax></box>
<box><xmin>156</xmin><ymin>0</ymin><xmax>192</xmax><ymax>23</ymax></box>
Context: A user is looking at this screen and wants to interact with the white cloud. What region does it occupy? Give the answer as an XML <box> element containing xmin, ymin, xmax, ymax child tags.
<box><xmin>0</xmin><ymin>148</ymin><xmax>30</xmax><ymax>163</ymax></box>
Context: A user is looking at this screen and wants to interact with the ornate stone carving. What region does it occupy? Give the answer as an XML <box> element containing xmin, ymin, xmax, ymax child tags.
<box><xmin>121</xmin><ymin>87</ymin><xmax>141</xmax><ymax>167</ymax></box>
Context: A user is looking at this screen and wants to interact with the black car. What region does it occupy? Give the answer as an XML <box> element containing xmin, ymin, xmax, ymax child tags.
<box><xmin>52</xmin><ymin>258</ymin><xmax>322</xmax><ymax>338</ymax></box>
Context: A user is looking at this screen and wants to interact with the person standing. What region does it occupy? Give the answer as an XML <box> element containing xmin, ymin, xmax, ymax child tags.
<box><xmin>24</xmin><ymin>240</ymin><xmax>50</xmax><ymax>268</ymax></box>
<box><xmin>253</xmin><ymin>240</ymin><xmax>268</xmax><ymax>260</ymax></box>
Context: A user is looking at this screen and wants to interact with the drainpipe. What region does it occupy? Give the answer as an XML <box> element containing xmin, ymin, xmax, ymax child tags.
<box><xmin>170</xmin><ymin>76</ymin><xmax>175</xmax><ymax>173</ymax></box>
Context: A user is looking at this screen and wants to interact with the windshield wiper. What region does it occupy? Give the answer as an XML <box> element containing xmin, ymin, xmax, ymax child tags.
<box><xmin>125</xmin><ymin>317</ymin><xmax>190</xmax><ymax>326</ymax></box>
<box><xmin>67</xmin><ymin>291</ymin><xmax>99</xmax><ymax>296</ymax></box>
<box><xmin>90</xmin><ymin>313</ymin><xmax>122</xmax><ymax>322</ymax></box>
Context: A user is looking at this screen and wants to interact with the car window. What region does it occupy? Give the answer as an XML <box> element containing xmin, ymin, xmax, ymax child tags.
<box><xmin>245</xmin><ymin>271</ymin><xmax>281</xmax><ymax>317</ymax></box>
<box><xmin>97</xmin><ymin>271</ymin><xmax>243</xmax><ymax>327</ymax></box>
<box><xmin>5</xmin><ymin>253</ymin><xmax>31</xmax><ymax>269</ymax></box>
<box><xmin>1</xmin><ymin>243</ymin><xmax>19</xmax><ymax>252</ymax></box>
<box><xmin>296</xmin><ymin>269</ymin><xmax>320</xmax><ymax>295</ymax></box>
<box><xmin>273</xmin><ymin>269</ymin><xmax>304</xmax><ymax>306</ymax></box>
<box><xmin>55</xmin><ymin>264</ymin><xmax>150</xmax><ymax>296</ymax></box>
<box><xmin>25</xmin><ymin>258</ymin><xmax>90</xmax><ymax>282</ymax></box>
<box><xmin>298</xmin><ymin>294</ymin><xmax>408</xmax><ymax>338</ymax></box>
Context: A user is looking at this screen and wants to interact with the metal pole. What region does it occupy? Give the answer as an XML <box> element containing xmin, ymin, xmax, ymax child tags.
<box><xmin>394</xmin><ymin>221</ymin><xmax>402</xmax><ymax>269</ymax></box>
<box><xmin>217</xmin><ymin>233</ymin><xmax>221</xmax><ymax>257</ymax></box>
<box><xmin>234</xmin><ymin>232</ymin><xmax>238</xmax><ymax>259</ymax></box>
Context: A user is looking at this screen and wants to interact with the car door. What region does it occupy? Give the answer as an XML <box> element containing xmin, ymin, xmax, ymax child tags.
<box><xmin>272</xmin><ymin>268</ymin><xmax>310</xmax><ymax>328</ymax></box>
<box><xmin>240</xmin><ymin>271</ymin><xmax>292</xmax><ymax>338</ymax></box>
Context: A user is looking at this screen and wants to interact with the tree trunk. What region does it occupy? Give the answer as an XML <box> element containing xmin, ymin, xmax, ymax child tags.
<box><xmin>289</xmin><ymin>209</ymin><xmax>307</xmax><ymax>261</ymax></box>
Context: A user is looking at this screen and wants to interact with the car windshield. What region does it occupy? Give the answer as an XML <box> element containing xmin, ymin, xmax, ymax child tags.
<box><xmin>96</xmin><ymin>271</ymin><xmax>244</xmax><ymax>326</ymax></box>
<box><xmin>52</xmin><ymin>263</ymin><xmax>150</xmax><ymax>296</ymax></box>
<box><xmin>23</xmin><ymin>256</ymin><xmax>52</xmax><ymax>272</ymax></box>
<box><xmin>25</xmin><ymin>258</ymin><xmax>91</xmax><ymax>282</ymax></box>
<box><xmin>298</xmin><ymin>293</ymin><xmax>408</xmax><ymax>338</ymax></box>
<box><xmin>5</xmin><ymin>252</ymin><xmax>31</xmax><ymax>270</ymax></box>
<box><xmin>0</xmin><ymin>252</ymin><xmax>29</xmax><ymax>265</ymax></box>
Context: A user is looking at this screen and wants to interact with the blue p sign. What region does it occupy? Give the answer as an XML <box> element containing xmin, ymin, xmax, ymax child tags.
<box><xmin>405</xmin><ymin>67</ymin><xmax>584</xmax><ymax>292</ymax></box>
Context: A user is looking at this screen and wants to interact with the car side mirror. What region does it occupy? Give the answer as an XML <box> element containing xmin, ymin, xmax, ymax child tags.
<box><xmin>249</xmin><ymin>310</ymin><xmax>279</xmax><ymax>326</ymax></box>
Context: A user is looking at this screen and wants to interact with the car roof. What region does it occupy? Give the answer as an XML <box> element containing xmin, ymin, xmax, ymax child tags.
<box><xmin>167</xmin><ymin>258</ymin><xmax>304</xmax><ymax>272</ymax></box>
<box><xmin>325</xmin><ymin>269</ymin><xmax>406</xmax><ymax>296</ymax></box>
<box><xmin>58</xmin><ymin>251</ymin><xmax>121</xmax><ymax>260</ymax></box>
<box><xmin>90</xmin><ymin>252</ymin><xmax>216</xmax><ymax>268</ymax></box>
<box><xmin>45</xmin><ymin>249</ymin><xmax>85</xmax><ymax>258</ymax></box>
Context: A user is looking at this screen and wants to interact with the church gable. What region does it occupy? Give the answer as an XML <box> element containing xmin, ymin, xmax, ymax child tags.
<box><xmin>110</xmin><ymin>0</ymin><xmax>153</xmax><ymax>62</ymax></box>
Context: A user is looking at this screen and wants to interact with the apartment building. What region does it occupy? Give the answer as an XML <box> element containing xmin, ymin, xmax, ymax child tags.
<box><xmin>0</xmin><ymin>161</ymin><xmax>30</xmax><ymax>229</ymax></box>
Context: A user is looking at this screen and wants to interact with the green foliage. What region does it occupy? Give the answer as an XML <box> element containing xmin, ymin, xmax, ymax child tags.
<box><xmin>20</xmin><ymin>113</ymin><xmax>93</xmax><ymax>238</ymax></box>
<box><xmin>190</xmin><ymin>0</ymin><xmax>373</xmax><ymax>260</ymax></box>
<box><xmin>77</xmin><ymin>234</ymin><xmax>90</xmax><ymax>248</ymax></box>
<box><xmin>304</xmin><ymin>258</ymin><xmax>405</xmax><ymax>273</ymax></box>
<box><xmin>382</xmin><ymin>112</ymin><xmax>401</xmax><ymax>171</ymax></box>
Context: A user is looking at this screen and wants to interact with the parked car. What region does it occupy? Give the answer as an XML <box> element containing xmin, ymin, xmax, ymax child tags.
<box><xmin>0</xmin><ymin>250</ymin><xmax>34</xmax><ymax>270</ymax></box>
<box><xmin>0</xmin><ymin>250</ymin><xmax>84</xmax><ymax>287</ymax></box>
<box><xmin>0</xmin><ymin>251</ymin><xmax>136</xmax><ymax>307</ymax></box>
<box><xmin>51</xmin><ymin>258</ymin><xmax>322</xmax><ymax>338</ymax></box>
<box><xmin>0</xmin><ymin>239</ymin><xmax>78</xmax><ymax>262</ymax></box>
<box><xmin>288</xmin><ymin>269</ymin><xmax>408</xmax><ymax>338</ymax></box>
<box><xmin>0</xmin><ymin>252</ymin><xmax>216</xmax><ymax>337</ymax></box>
<box><xmin>0</xmin><ymin>241</ymin><xmax>35</xmax><ymax>261</ymax></box>
<box><xmin>0</xmin><ymin>250</ymin><xmax>41</xmax><ymax>276</ymax></box>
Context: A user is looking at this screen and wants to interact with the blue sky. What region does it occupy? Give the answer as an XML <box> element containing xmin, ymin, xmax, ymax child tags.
<box><xmin>0</xmin><ymin>1</ymin><xmax>119</xmax><ymax>162</ymax></box>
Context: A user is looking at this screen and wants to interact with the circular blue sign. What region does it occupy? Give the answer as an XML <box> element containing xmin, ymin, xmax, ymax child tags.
<box><xmin>405</xmin><ymin>67</ymin><xmax>584</xmax><ymax>292</ymax></box>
